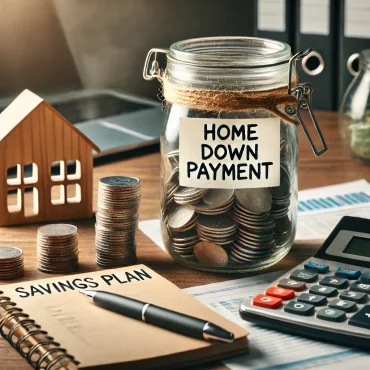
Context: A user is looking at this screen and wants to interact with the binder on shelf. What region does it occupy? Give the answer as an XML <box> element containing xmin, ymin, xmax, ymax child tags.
<box><xmin>253</xmin><ymin>0</ymin><xmax>295</xmax><ymax>46</ymax></box>
<box><xmin>295</xmin><ymin>0</ymin><xmax>337</xmax><ymax>110</ymax></box>
<box><xmin>338</xmin><ymin>0</ymin><xmax>370</xmax><ymax>109</ymax></box>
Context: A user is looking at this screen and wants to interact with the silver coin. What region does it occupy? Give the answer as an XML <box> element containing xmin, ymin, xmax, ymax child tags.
<box><xmin>202</xmin><ymin>189</ymin><xmax>234</xmax><ymax>207</ymax></box>
<box><xmin>167</xmin><ymin>205</ymin><xmax>196</xmax><ymax>230</ymax></box>
<box><xmin>99</xmin><ymin>176</ymin><xmax>140</xmax><ymax>187</ymax></box>
<box><xmin>0</xmin><ymin>246</ymin><xmax>23</xmax><ymax>260</ymax></box>
<box><xmin>235</xmin><ymin>188</ymin><xmax>272</xmax><ymax>213</ymax></box>
<box><xmin>38</xmin><ymin>224</ymin><xmax>77</xmax><ymax>237</ymax></box>
<box><xmin>196</xmin><ymin>214</ymin><xmax>237</xmax><ymax>232</ymax></box>
<box><xmin>171</xmin><ymin>229</ymin><xmax>198</xmax><ymax>240</ymax></box>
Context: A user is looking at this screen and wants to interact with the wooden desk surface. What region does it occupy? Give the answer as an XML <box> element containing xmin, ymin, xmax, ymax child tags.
<box><xmin>0</xmin><ymin>111</ymin><xmax>369</xmax><ymax>369</ymax></box>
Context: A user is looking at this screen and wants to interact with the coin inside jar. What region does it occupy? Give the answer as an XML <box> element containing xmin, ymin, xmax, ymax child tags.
<box><xmin>202</xmin><ymin>189</ymin><xmax>234</xmax><ymax>207</ymax></box>
<box><xmin>196</xmin><ymin>214</ymin><xmax>237</xmax><ymax>232</ymax></box>
<box><xmin>167</xmin><ymin>205</ymin><xmax>196</xmax><ymax>230</ymax></box>
<box><xmin>235</xmin><ymin>188</ymin><xmax>272</xmax><ymax>213</ymax></box>
<box><xmin>194</xmin><ymin>241</ymin><xmax>228</xmax><ymax>267</ymax></box>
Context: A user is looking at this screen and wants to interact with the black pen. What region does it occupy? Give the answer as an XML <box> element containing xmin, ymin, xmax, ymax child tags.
<box><xmin>80</xmin><ymin>290</ymin><xmax>234</xmax><ymax>343</ymax></box>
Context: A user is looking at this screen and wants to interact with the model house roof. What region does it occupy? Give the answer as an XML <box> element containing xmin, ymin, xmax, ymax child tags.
<box><xmin>0</xmin><ymin>89</ymin><xmax>100</xmax><ymax>152</ymax></box>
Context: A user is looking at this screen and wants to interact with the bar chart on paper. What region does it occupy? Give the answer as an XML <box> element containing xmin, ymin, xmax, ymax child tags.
<box><xmin>296</xmin><ymin>180</ymin><xmax>370</xmax><ymax>240</ymax></box>
<box><xmin>298</xmin><ymin>191</ymin><xmax>370</xmax><ymax>212</ymax></box>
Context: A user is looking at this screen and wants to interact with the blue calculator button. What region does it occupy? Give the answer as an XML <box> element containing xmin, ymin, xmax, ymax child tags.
<box><xmin>350</xmin><ymin>281</ymin><xmax>370</xmax><ymax>294</ymax></box>
<box><xmin>304</xmin><ymin>261</ymin><xmax>329</xmax><ymax>273</ymax></box>
<box><xmin>359</xmin><ymin>271</ymin><xmax>370</xmax><ymax>284</ymax></box>
<box><xmin>319</xmin><ymin>276</ymin><xmax>348</xmax><ymax>289</ymax></box>
<box><xmin>348</xmin><ymin>305</ymin><xmax>370</xmax><ymax>329</ymax></box>
<box><xmin>335</xmin><ymin>267</ymin><xmax>361</xmax><ymax>280</ymax></box>
<box><xmin>284</xmin><ymin>301</ymin><xmax>315</xmax><ymax>316</ymax></box>
<box><xmin>317</xmin><ymin>308</ymin><xmax>346</xmax><ymax>322</ymax></box>
<box><xmin>290</xmin><ymin>270</ymin><xmax>318</xmax><ymax>283</ymax></box>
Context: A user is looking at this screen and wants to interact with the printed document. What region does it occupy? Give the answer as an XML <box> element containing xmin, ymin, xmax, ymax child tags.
<box><xmin>185</xmin><ymin>274</ymin><xmax>369</xmax><ymax>370</ymax></box>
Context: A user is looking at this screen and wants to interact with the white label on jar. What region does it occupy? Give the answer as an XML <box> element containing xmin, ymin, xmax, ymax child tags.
<box><xmin>179</xmin><ymin>118</ymin><xmax>280</xmax><ymax>189</ymax></box>
<box><xmin>257</xmin><ymin>0</ymin><xmax>285</xmax><ymax>32</ymax></box>
<box><xmin>344</xmin><ymin>0</ymin><xmax>370</xmax><ymax>39</ymax></box>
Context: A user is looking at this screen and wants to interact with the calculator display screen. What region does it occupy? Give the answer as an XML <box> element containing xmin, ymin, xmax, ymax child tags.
<box><xmin>343</xmin><ymin>236</ymin><xmax>370</xmax><ymax>257</ymax></box>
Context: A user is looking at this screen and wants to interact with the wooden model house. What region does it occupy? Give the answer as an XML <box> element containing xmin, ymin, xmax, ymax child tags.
<box><xmin>0</xmin><ymin>89</ymin><xmax>100</xmax><ymax>226</ymax></box>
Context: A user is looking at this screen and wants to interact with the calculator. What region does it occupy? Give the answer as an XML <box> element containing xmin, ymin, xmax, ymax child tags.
<box><xmin>240</xmin><ymin>216</ymin><xmax>370</xmax><ymax>349</ymax></box>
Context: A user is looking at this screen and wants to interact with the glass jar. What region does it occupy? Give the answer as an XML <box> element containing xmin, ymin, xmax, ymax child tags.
<box><xmin>340</xmin><ymin>49</ymin><xmax>370</xmax><ymax>165</ymax></box>
<box><xmin>144</xmin><ymin>37</ymin><xmax>327</xmax><ymax>273</ymax></box>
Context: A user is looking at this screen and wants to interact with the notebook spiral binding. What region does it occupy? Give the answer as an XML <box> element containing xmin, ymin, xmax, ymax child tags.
<box><xmin>0</xmin><ymin>292</ymin><xmax>79</xmax><ymax>370</ymax></box>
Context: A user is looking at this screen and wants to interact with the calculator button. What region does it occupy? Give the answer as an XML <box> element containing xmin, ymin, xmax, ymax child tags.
<box><xmin>317</xmin><ymin>308</ymin><xmax>346</xmax><ymax>322</ymax></box>
<box><xmin>278</xmin><ymin>279</ymin><xmax>306</xmax><ymax>291</ymax></box>
<box><xmin>297</xmin><ymin>293</ymin><xmax>327</xmax><ymax>306</ymax></box>
<box><xmin>252</xmin><ymin>294</ymin><xmax>282</xmax><ymax>309</ymax></box>
<box><xmin>328</xmin><ymin>299</ymin><xmax>357</xmax><ymax>313</ymax></box>
<box><xmin>348</xmin><ymin>305</ymin><xmax>370</xmax><ymax>329</ymax></box>
<box><xmin>350</xmin><ymin>281</ymin><xmax>370</xmax><ymax>294</ymax></box>
<box><xmin>284</xmin><ymin>301</ymin><xmax>315</xmax><ymax>316</ymax></box>
<box><xmin>359</xmin><ymin>271</ymin><xmax>370</xmax><ymax>284</ymax></box>
<box><xmin>339</xmin><ymin>290</ymin><xmax>368</xmax><ymax>303</ymax></box>
<box><xmin>309</xmin><ymin>285</ymin><xmax>338</xmax><ymax>297</ymax></box>
<box><xmin>265</xmin><ymin>287</ymin><xmax>294</xmax><ymax>300</ymax></box>
<box><xmin>335</xmin><ymin>267</ymin><xmax>361</xmax><ymax>280</ymax></box>
<box><xmin>304</xmin><ymin>261</ymin><xmax>329</xmax><ymax>273</ymax></box>
<box><xmin>319</xmin><ymin>276</ymin><xmax>348</xmax><ymax>289</ymax></box>
<box><xmin>290</xmin><ymin>270</ymin><xmax>318</xmax><ymax>283</ymax></box>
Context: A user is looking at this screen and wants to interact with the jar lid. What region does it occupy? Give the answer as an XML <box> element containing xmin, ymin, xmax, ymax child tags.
<box><xmin>168</xmin><ymin>37</ymin><xmax>291</xmax><ymax>68</ymax></box>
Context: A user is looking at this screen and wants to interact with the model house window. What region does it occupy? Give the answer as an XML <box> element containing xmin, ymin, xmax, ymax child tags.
<box><xmin>51</xmin><ymin>160</ymin><xmax>82</xmax><ymax>205</ymax></box>
<box><xmin>6</xmin><ymin>163</ymin><xmax>39</xmax><ymax>216</ymax></box>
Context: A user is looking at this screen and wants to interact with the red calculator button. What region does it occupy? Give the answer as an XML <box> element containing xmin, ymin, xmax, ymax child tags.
<box><xmin>252</xmin><ymin>294</ymin><xmax>282</xmax><ymax>309</ymax></box>
<box><xmin>265</xmin><ymin>286</ymin><xmax>295</xmax><ymax>300</ymax></box>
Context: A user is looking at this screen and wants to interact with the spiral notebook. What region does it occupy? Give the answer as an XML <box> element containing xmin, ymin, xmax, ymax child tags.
<box><xmin>0</xmin><ymin>264</ymin><xmax>248</xmax><ymax>369</ymax></box>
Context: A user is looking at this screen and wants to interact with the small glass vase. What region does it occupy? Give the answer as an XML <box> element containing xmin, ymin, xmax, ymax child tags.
<box><xmin>340</xmin><ymin>50</ymin><xmax>370</xmax><ymax>165</ymax></box>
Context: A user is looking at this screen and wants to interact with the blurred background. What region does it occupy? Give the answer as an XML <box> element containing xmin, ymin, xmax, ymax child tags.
<box><xmin>0</xmin><ymin>0</ymin><xmax>254</xmax><ymax>99</ymax></box>
<box><xmin>1</xmin><ymin>0</ymin><xmax>369</xmax><ymax>159</ymax></box>
<box><xmin>1</xmin><ymin>0</ymin><xmax>367</xmax><ymax>107</ymax></box>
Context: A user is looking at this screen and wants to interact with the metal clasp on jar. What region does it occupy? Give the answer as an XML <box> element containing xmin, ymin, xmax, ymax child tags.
<box><xmin>143</xmin><ymin>48</ymin><xmax>169</xmax><ymax>81</ymax></box>
<box><xmin>286</xmin><ymin>49</ymin><xmax>328</xmax><ymax>157</ymax></box>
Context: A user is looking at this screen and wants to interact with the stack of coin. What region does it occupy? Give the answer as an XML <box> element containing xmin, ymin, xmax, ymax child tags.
<box><xmin>230</xmin><ymin>188</ymin><xmax>276</xmax><ymax>262</ymax></box>
<box><xmin>171</xmin><ymin>229</ymin><xmax>199</xmax><ymax>258</ymax></box>
<box><xmin>274</xmin><ymin>215</ymin><xmax>291</xmax><ymax>245</ymax></box>
<box><xmin>0</xmin><ymin>246</ymin><xmax>24</xmax><ymax>279</ymax></box>
<box><xmin>37</xmin><ymin>224</ymin><xmax>78</xmax><ymax>273</ymax></box>
<box><xmin>165</xmin><ymin>176</ymin><xmax>180</xmax><ymax>206</ymax></box>
<box><xmin>270</xmin><ymin>163</ymin><xmax>291</xmax><ymax>245</ymax></box>
<box><xmin>96</xmin><ymin>176</ymin><xmax>140</xmax><ymax>267</ymax></box>
<box><xmin>192</xmin><ymin>189</ymin><xmax>234</xmax><ymax>215</ymax></box>
<box><xmin>167</xmin><ymin>205</ymin><xmax>197</xmax><ymax>258</ymax></box>
<box><xmin>196</xmin><ymin>214</ymin><xmax>237</xmax><ymax>245</ymax></box>
<box><xmin>174</xmin><ymin>187</ymin><xmax>208</xmax><ymax>205</ymax></box>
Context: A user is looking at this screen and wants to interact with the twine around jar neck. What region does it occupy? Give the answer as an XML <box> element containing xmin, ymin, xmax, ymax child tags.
<box><xmin>162</xmin><ymin>77</ymin><xmax>299</xmax><ymax>125</ymax></box>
